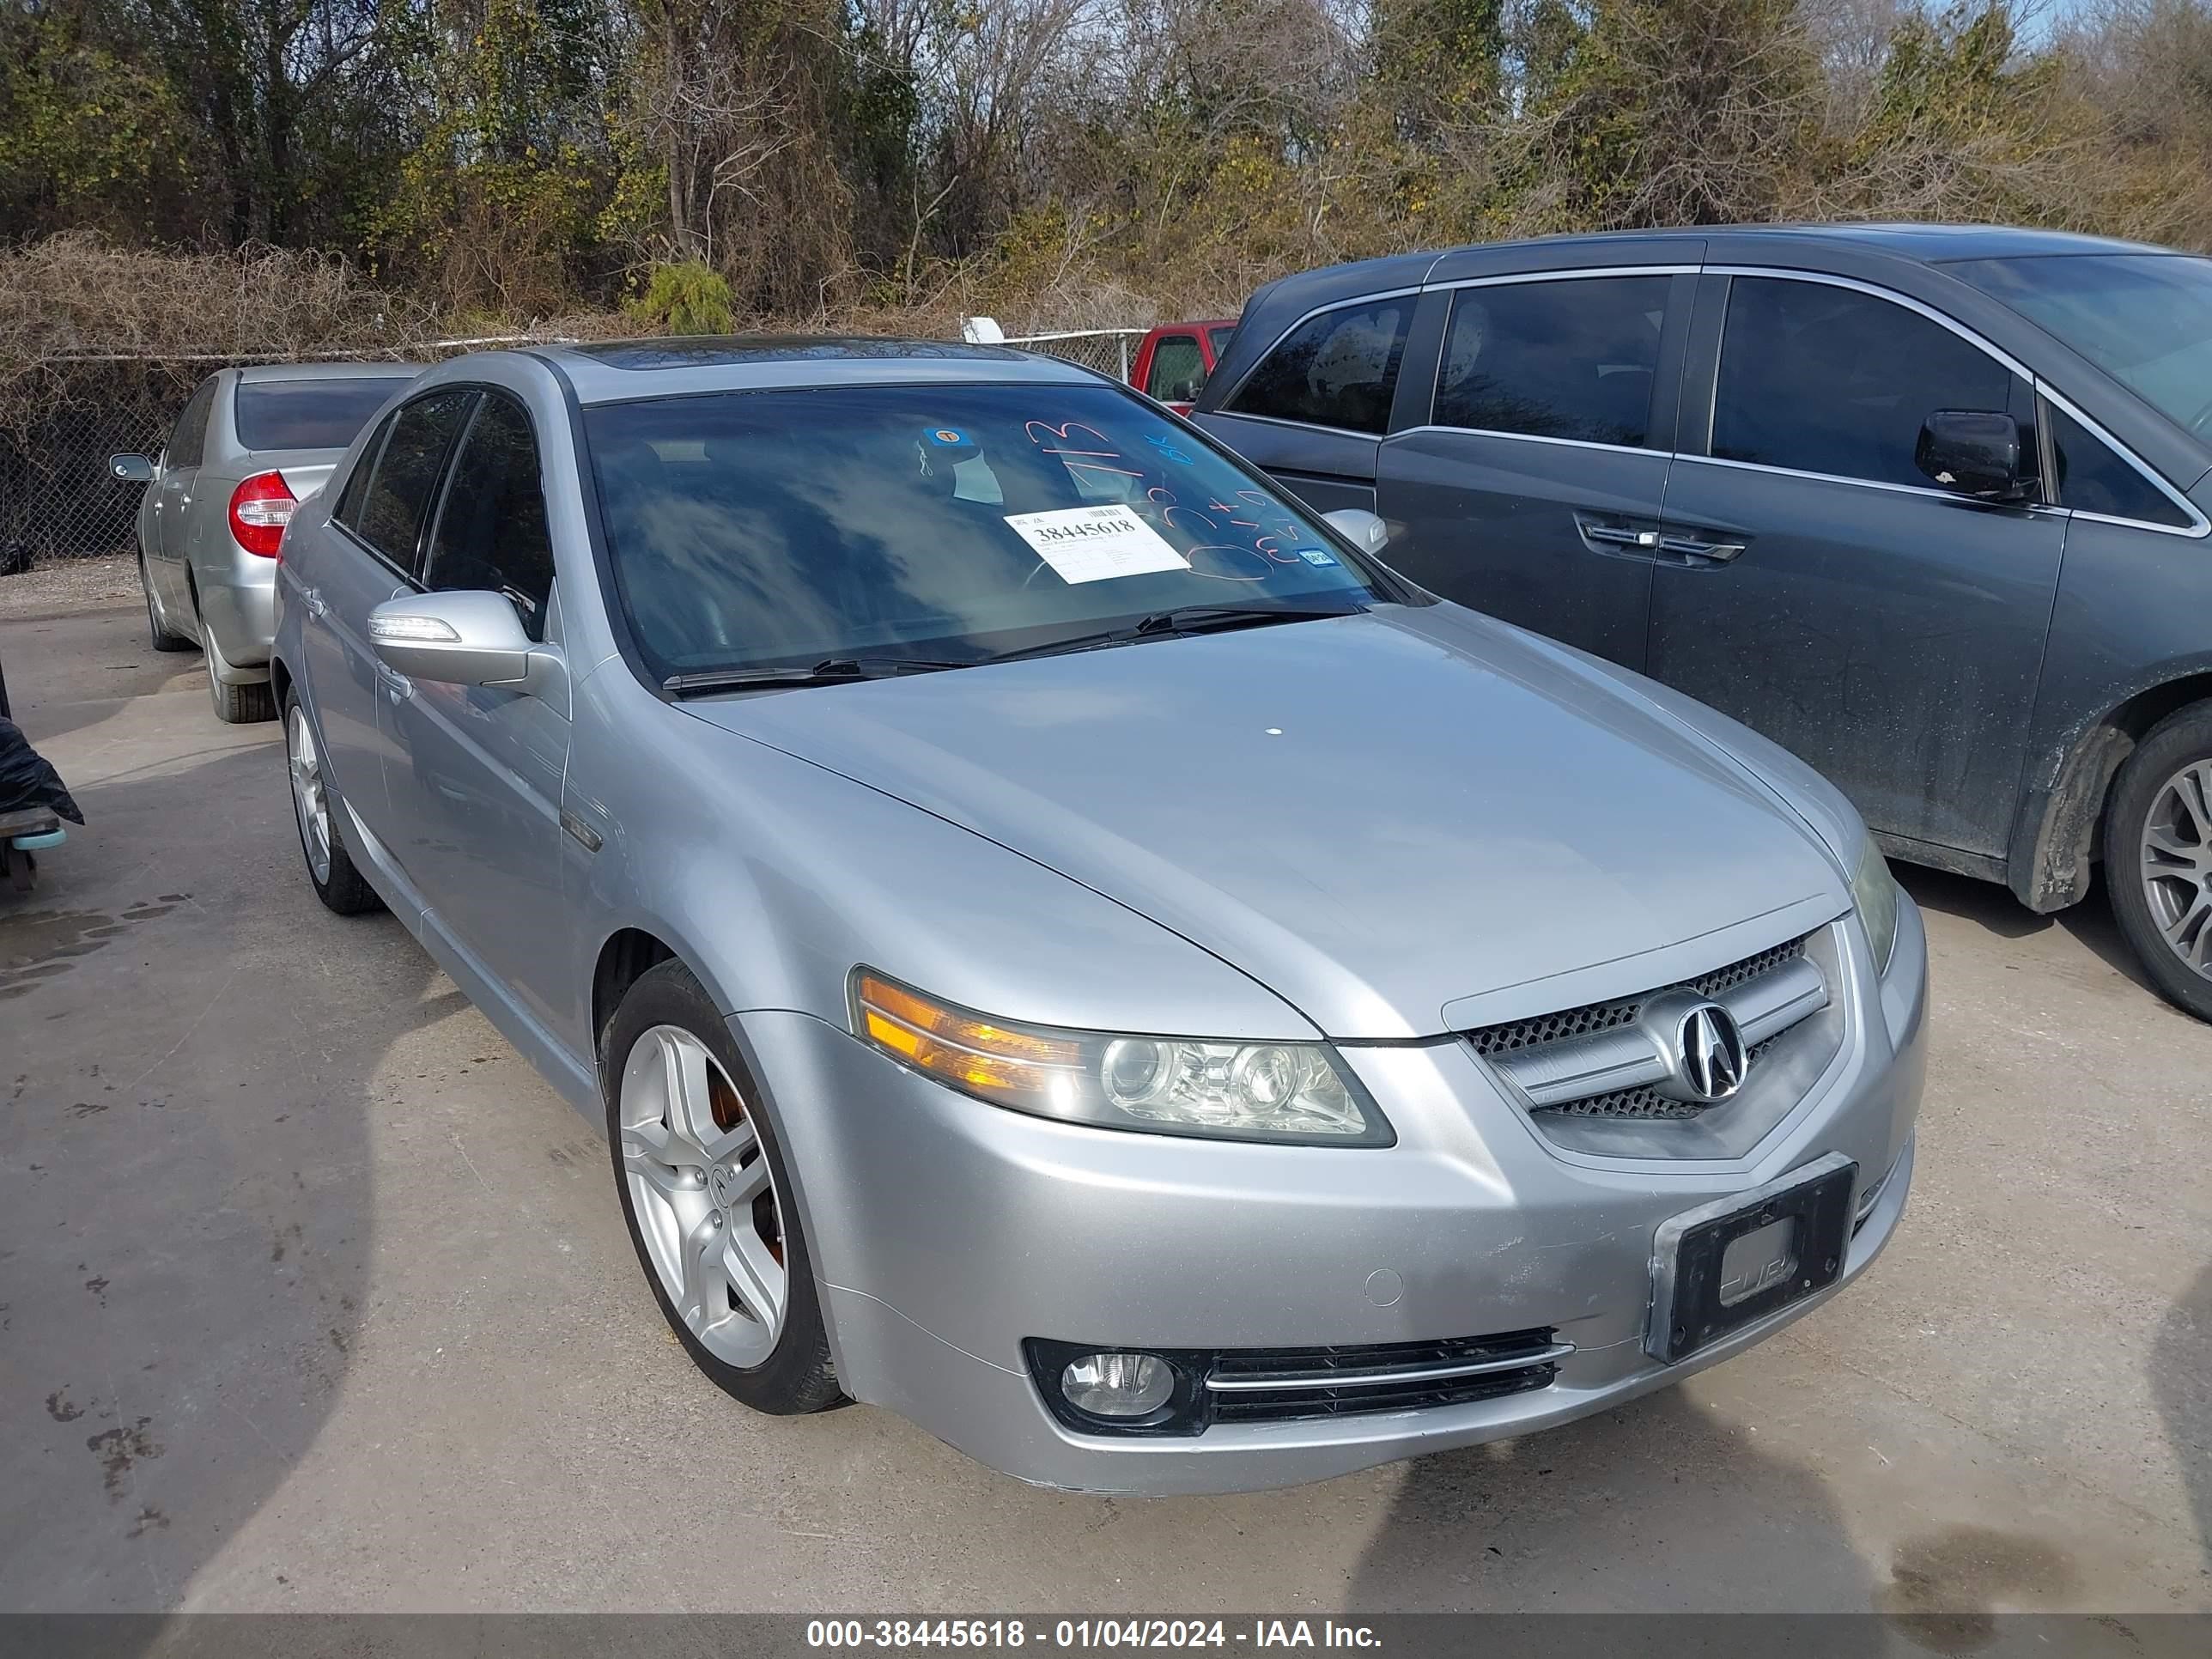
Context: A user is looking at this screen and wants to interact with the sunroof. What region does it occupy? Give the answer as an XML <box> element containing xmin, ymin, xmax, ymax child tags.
<box><xmin>568</xmin><ymin>337</ymin><xmax>1030</xmax><ymax>370</ymax></box>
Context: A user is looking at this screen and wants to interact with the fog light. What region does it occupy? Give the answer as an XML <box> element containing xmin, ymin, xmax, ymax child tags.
<box><xmin>1060</xmin><ymin>1352</ymin><xmax>1174</xmax><ymax>1419</ymax></box>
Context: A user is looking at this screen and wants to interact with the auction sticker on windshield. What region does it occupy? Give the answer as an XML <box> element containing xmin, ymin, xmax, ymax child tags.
<box><xmin>1005</xmin><ymin>505</ymin><xmax>1191</xmax><ymax>585</ymax></box>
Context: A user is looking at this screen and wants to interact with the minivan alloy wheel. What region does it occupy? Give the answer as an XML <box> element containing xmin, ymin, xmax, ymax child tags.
<box><xmin>286</xmin><ymin>702</ymin><xmax>331</xmax><ymax>884</ymax></box>
<box><xmin>618</xmin><ymin>1025</ymin><xmax>788</xmax><ymax>1367</ymax></box>
<box><xmin>2140</xmin><ymin>760</ymin><xmax>2212</xmax><ymax>979</ymax></box>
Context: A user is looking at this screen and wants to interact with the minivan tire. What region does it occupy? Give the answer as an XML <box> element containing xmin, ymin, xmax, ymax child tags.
<box><xmin>600</xmin><ymin>960</ymin><xmax>843</xmax><ymax>1416</ymax></box>
<box><xmin>2105</xmin><ymin>703</ymin><xmax>2212</xmax><ymax>1023</ymax></box>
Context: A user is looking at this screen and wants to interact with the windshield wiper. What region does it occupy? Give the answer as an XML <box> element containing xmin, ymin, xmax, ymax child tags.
<box><xmin>662</xmin><ymin>657</ymin><xmax>973</xmax><ymax>697</ymax></box>
<box><xmin>991</xmin><ymin>604</ymin><xmax>1359</xmax><ymax>664</ymax></box>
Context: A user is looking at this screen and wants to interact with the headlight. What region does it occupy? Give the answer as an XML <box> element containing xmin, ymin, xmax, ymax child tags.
<box><xmin>851</xmin><ymin>970</ymin><xmax>1393</xmax><ymax>1146</ymax></box>
<box><xmin>1850</xmin><ymin>830</ymin><xmax>1900</xmax><ymax>975</ymax></box>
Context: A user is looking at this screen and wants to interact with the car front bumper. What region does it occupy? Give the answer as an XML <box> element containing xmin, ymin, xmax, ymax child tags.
<box><xmin>733</xmin><ymin>900</ymin><xmax>1927</xmax><ymax>1495</ymax></box>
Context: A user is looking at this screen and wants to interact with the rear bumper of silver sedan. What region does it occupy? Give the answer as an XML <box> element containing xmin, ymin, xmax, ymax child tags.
<box><xmin>196</xmin><ymin>541</ymin><xmax>279</xmax><ymax>677</ymax></box>
<box><xmin>732</xmin><ymin>900</ymin><xmax>1927</xmax><ymax>1495</ymax></box>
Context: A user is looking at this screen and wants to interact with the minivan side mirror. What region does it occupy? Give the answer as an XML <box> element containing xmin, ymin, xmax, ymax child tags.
<box><xmin>1915</xmin><ymin>410</ymin><xmax>2027</xmax><ymax>501</ymax></box>
<box><xmin>110</xmin><ymin>453</ymin><xmax>155</xmax><ymax>483</ymax></box>
<box><xmin>1323</xmin><ymin>507</ymin><xmax>1391</xmax><ymax>556</ymax></box>
<box><xmin>368</xmin><ymin>591</ymin><xmax>561</xmax><ymax>698</ymax></box>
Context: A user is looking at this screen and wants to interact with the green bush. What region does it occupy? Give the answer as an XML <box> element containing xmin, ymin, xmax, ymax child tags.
<box><xmin>627</xmin><ymin>260</ymin><xmax>737</xmax><ymax>335</ymax></box>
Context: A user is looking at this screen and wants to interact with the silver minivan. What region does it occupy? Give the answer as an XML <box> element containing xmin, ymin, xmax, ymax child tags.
<box><xmin>112</xmin><ymin>362</ymin><xmax>418</xmax><ymax>721</ymax></box>
<box><xmin>270</xmin><ymin>337</ymin><xmax>1925</xmax><ymax>1494</ymax></box>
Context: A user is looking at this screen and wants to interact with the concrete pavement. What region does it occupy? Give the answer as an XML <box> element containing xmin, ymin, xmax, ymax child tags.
<box><xmin>2</xmin><ymin>586</ymin><xmax>2207</xmax><ymax>1620</ymax></box>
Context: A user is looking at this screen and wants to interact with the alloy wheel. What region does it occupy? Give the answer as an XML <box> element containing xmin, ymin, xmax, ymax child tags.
<box><xmin>286</xmin><ymin>702</ymin><xmax>332</xmax><ymax>884</ymax></box>
<box><xmin>617</xmin><ymin>1025</ymin><xmax>788</xmax><ymax>1368</ymax></box>
<box><xmin>2139</xmin><ymin>759</ymin><xmax>2212</xmax><ymax>981</ymax></box>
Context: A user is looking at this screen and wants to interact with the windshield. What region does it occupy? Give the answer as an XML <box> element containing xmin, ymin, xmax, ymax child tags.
<box><xmin>583</xmin><ymin>382</ymin><xmax>1395</xmax><ymax>683</ymax></box>
<box><xmin>1208</xmin><ymin>326</ymin><xmax>1236</xmax><ymax>358</ymax></box>
<box><xmin>234</xmin><ymin>378</ymin><xmax>406</xmax><ymax>452</ymax></box>
<box><xmin>1948</xmin><ymin>253</ymin><xmax>2212</xmax><ymax>440</ymax></box>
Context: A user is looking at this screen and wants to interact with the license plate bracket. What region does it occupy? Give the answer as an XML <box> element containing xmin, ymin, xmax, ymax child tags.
<box><xmin>1647</xmin><ymin>1151</ymin><xmax>1857</xmax><ymax>1364</ymax></box>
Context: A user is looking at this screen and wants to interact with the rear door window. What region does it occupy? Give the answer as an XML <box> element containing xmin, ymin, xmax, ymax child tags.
<box><xmin>1712</xmin><ymin>276</ymin><xmax>2015</xmax><ymax>489</ymax></box>
<box><xmin>1436</xmin><ymin>276</ymin><xmax>1672</xmax><ymax>447</ymax></box>
<box><xmin>2045</xmin><ymin>403</ymin><xmax>2194</xmax><ymax>528</ymax></box>
<box><xmin>357</xmin><ymin>391</ymin><xmax>475</xmax><ymax>575</ymax></box>
<box><xmin>421</xmin><ymin>392</ymin><xmax>556</xmax><ymax>638</ymax></box>
<box><xmin>166</xmin><ymin>378</ymin><xmax>217</xmax><ymax>469</ymax></box>
<box><xmin>235</xmin><ymin>379</ymin><xmax>404</xmax><ymax>452</ymax></box>
<box><xmin>1145</xmin><ymin>335</ymin><xmax>1206</xmax><ymax>402</ymax></box>
<box><xmin>1224</xmin><ymin>299</ymin><xmax>1413</xmax><ymax>434</ymax></box>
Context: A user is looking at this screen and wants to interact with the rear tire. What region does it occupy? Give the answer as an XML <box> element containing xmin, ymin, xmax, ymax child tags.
<box><xmin>141</xmin><ymin>557</ymin><xmax>191</xmax><ymax>652</ymax></box>
<box><xmin>2105</xmin><ymin>703</ymin><xmax>2212</xmax><ymax>1023</ymax></box>
<box><xmin>601</xmin><ymin>960</ymin><xmax>842</xmax><ymax>1416</ymax></box>
<box><xmin>282</xmin><ymin>689</ymin><xmax>381</xmax><ymax>916</ymax></box>
<box><xmin>202</xmin><ymin>614</ymin><xmax>275</xmax><ymax>723</ymax></box>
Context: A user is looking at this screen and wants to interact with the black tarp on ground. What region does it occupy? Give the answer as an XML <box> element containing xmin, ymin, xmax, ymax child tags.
<box><xmin>0</xmin><ymin>716</ymin><xmax>83</xmax><ymax>824</ymax></box>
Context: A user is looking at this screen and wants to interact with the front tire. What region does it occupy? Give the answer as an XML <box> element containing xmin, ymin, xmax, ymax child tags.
<box><xmin>2106</xmin><ymin>703</ymin><xmax>2212</xmax><ymax>1023</ymax></box>
<box><xmin>283</xmin><ymin>690</ymin><xmax>382</xmax><ymax>916</ymax></box>
<box><xmin>601</xmin><ymin>960</ymin><xmax>842</xmax><ymax>1415</ymax></box>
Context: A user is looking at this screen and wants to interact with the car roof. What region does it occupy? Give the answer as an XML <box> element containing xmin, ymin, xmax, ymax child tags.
<box><xmin>530</xmin><ymin>336</ymin><xmax>1105</xmax><ymax>405</ymax></box>
<box><xmin>234</xmin><ymin>360</ymin><xmax>422</xmax><ymax>385</ymax></box>
<box><xmin>1256</xmin><ymin>222</ymin><xmax>2174</xmax><ymax>302</ymax></box>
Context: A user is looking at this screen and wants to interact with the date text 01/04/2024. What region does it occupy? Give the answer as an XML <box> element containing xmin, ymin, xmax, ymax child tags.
<box><xmin>805</xmin><ymin>1621</ymin><xmax>1383</xmax><ymax>1650</ymax></box>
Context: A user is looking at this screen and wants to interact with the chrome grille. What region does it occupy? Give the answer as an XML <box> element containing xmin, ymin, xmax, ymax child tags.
<box><xmin>1467</xmin><ymin>935</ymin><xmax>1809</xmax><ymax>1060</ymax></box>
<box><xmin>1540</xmin><ymin>1034</ymin><xmax>1784</xmax><ymax>1119</ymax></box>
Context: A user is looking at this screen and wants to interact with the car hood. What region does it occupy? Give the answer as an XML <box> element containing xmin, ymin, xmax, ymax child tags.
<box><xmin>679</xmin><ymin>606</ymin><xmax>1850</xmax><ymax>1039</ymax></box>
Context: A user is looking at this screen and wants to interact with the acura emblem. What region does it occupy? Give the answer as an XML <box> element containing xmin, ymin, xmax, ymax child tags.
<box><xmin>1676</xmin><ymin>1002</ymin><xmax>1749</xmax><ymax>1102</ymax></box>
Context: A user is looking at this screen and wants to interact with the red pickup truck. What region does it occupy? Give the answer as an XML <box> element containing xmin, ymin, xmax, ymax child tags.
<box><xmin>1130</xmin><ymin>320</ymin><xmax>1238</xmax><ymax>415</ymax></box>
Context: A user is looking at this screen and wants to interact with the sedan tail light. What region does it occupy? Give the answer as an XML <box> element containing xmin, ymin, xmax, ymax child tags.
<box><xmin>228</xmin><ymin>471</ymin><xmax>297</xmax><ymax>557</ymax></box>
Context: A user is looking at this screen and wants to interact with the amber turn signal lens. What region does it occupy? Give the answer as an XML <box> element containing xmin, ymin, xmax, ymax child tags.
<box><xmin>853</xmin><ymin>973</ymin><xmax>1085</xmax><ymax>1109</ymax></box>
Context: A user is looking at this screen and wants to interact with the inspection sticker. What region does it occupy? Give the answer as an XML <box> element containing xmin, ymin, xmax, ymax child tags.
<box><xmin>1003</xmin><ymin>504</ymin><xmax>1190</xmax><ymax>585</ymax></box>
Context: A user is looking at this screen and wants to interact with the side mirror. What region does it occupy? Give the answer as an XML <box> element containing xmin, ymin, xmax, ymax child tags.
<box><xmin>1170</xmin><ymin>378</ymin><xmax>1203</xmax><ymax>404</ymax></box>
<box><xmin>368</xmin><ymin>591</ymin><xmax>559</xmax><ymax>696</ymax></box>
<box><xmin>1322</xmin><ymin>507</ymin><xmax>1391</xmax><ymax>556</ymax></box>
<box><xmin>1915</xmin><ymin>411</ymin><xmax>2027</xmax><ymax>501</ymax></box>
<box><xmin>110</xmin><ymin>453</ymin><xmax>155</xmax><ymax>483</ymax></box>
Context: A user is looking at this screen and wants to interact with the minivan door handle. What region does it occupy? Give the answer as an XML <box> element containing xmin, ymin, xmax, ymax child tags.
<box><xmin>1576</xmin><ymin>519</ymin><xmax>1660</xmax><ymax>555</ymax></box>
<box><xmin>1656</xmin><ymin>535</ymin><xmax>1747</xmax><ymax>565</ymax></box>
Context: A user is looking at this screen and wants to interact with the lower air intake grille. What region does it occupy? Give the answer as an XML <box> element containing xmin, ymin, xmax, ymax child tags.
<box><xmin>1467</xmin><ymin>936</ymin><xmax>1810</xmax><ymax>1060</ymax></box>
<box><xmin>1205</xmin><ymin>1328</ymin><xmax>1566</xmax><ymax>1425</ymax></box>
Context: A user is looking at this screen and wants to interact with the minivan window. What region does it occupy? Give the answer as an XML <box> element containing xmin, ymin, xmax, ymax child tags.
<box><xmin>1949</xmin><ymin>253</ymin><xmax>2212</xmax><ymax>441</ymax></box>
<box><xmin>1436</xmin><ymin>276</ymin><xmax>1669</xmax><ymax>447</ymax></box>
<box><xmin>2047</xmin><ymin>403</ymin><xmax>2193</xmax><ymax>528</ymax></box>
<box><xmin>1224</xmin><ymin>299</ymin><xmax>1412</xmax><ymax>435</ymax></box>
<box><xmin>422</xmin><ymin>393</ymin><xmax>556</xmax><ymax>637</ymax></box>
<box><xmin>1713</xmin><ymin>276</ymin><xmax>2014</xmax><ymax>489</ymax></box>
<box><xmin>235</xmin><ymin>378</ymin><xmax>403</xmax><ymax>452</ymax></box>
<box><xmin>357</xmin><ymin>391</ymin><xmax>474</xmax><ymax>574</ymax></box>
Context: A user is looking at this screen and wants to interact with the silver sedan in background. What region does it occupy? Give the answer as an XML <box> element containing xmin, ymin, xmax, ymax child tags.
<box><xmin>111</xmin><ymin>362</ymin><xmax>419</xmax><ymax>721</ymax></box>
<box><xmin>270</xmin><ymin>338</ymin><xmax>1925</xmax><ymax>1494</ymax></box>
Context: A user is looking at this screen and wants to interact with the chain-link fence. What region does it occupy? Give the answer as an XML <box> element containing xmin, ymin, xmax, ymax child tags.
<box><xmin>0</xmin><ymin>328</ymin><xmax>1146</xmax><ymax>571</ymax></box>
<box><xmin>0</xmin><ymin>359</ymin><xmax>212</xmax><ymax>571</ymax></box>
<box><xmin>996</xmin><ymin>329</ymin><xmax>1146</xmax><ymax>382</ymax></box>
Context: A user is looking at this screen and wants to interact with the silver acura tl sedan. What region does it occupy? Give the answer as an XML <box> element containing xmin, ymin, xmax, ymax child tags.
<box><xmin>111</xmin><ymin>361</ymin><xmax>420</xmax><ymax>722</ymax></box>
<box><xmin>269</xmin><ymin>337</ymin><xmax>1926</xmax><ymax>1495</ymax></box>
